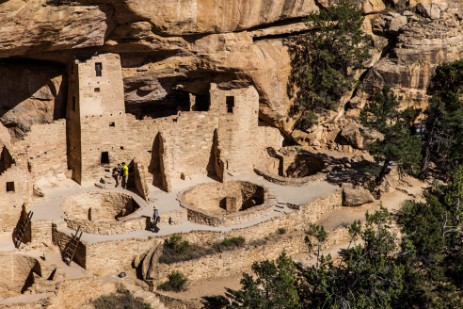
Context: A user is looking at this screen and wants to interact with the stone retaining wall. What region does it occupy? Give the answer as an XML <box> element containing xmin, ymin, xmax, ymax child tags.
<box><xmin>167</xmin><ymin>191</ymin><xmax>342</xmax><ymax>246</ymax></box>
<box><xmin>52</xmin><ymin>225</ymin><xmax>86</xmax><ymax>269</ymax></box>
<box><xmin>64</xmin><ymin>216</ymin><xmax>146</xmax><ymax>236</ymax></box>
<box><xmin>52</xmin><ymin>191</ymin><xmax>341</xmax><ymax>276</ymax></box>
<box><xmin>85</xmin><ymin>238</ymin><xmax>154</xmax><ymax>274</ymax></box>
<box><xmin>153</xmin><ymin>233</ymin><xmax>307</xmax><ymax>284</ymax></box>
<box><xmin>255</xmin><ymin>168</ymin><xmax>326</xmax><ymax>187</ymax></box>
<box><xmin>179</xmin><ymin>181</ymin><xmax>275</xmax><ymax>227</ymax></box>
<box><xmin>31</xmin><ymin>220</ymin><xmax>53</xmax><ymax>246</ymax></box>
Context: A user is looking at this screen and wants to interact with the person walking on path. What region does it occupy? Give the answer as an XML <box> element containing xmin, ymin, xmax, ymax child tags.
<box><xmin>121</xmin><ymin>162</ymin><xmax>129</xmax><ymax>189</ymax></box>
<box><xmin>152</xmin><ymin>207</ymin><xmax>160</xmax><ymax>232</ymax></box>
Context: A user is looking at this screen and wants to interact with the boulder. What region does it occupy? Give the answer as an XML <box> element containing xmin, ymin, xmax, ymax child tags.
<box><xmin>387</xmin><ymin>15</ymin><xmax>408</xmax><ymax>33</ymax></box>
<box><xmin>342</xmin><ymin>183</ymin><xmax>375</xmax><ymax>206</ymax></box>
<box><xmin>415</xmin><ymin>1</ymin><xmax>448</xmax><ymax>20</ymax></box>
<box><xmin>337</xmin><ymin>122</ymin><xmax>382</xmax><ymax>150</ymax></box>
<box><xmin>363</xmin><ymin>0</ymin><xmax>386</xmax><ymax>14</ymax></box>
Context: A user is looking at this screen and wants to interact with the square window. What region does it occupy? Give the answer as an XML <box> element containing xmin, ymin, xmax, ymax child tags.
<box><xmin>109</xmin><ymin>122</ymin><xmax>115</xmax><ymax>127</ymax></box>
<box><xmin>94</xmin><ymin>87</ymin><xmax>100</xmax><ymax>93</ymax></box>
<box><xmin>6</xmin><ymin>181</ymin><xmax>14</xmax><ymax>192</ymax></box>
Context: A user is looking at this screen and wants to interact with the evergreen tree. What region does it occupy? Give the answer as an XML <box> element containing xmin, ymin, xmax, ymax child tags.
<box><xmin>288</xmin><ymin>0</ymin><xmax>371</xmax><ymax>130</ymax></box>
<box><xmin>228</xmin><ymin>253</ymin><xmax>301</xmax><ymax>309</ymax></box>
<box><xmin>360</xmin><ymin>86</ymin><xmax>422</xmax><ymax>185</ymax></box>
<box><xmin>423</xmin><ymin>60</ymin><xmax>463</xmax><ymax>176</ymax></box>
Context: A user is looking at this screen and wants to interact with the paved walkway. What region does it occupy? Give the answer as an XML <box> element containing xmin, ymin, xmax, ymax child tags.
<box><xmin>26</xmin><ymin>173</ymin><xmax>337</xmax><ymax>244</ymax></box>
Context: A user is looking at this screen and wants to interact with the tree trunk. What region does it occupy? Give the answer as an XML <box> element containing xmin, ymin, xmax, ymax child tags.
<box><xmin>375</xmin><ymin>159</ymin><xmax>391</xmax><ymax>186</ymax></box>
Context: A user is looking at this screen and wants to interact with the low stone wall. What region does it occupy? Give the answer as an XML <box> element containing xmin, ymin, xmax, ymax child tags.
<box><xmin>85</xmin><ymin>238</ymin><xmax>154</xmax><ymax>274</ymax></box>
<box><xmin>61</xmin><ymin>191</ymin><xmax>146</xmax><ymax>235</ymax></box>
<box><xmin>179</xmin><ymin>181</ymin><xmax>275</xmax><ymax>227</ymax></box>
<box><xmin>153</xmin><ymin>233</ymin><xmax>307</xmax><ymax>284</ymax></box>
<box><xmin>65</xmin><ymin>216</ymin><xmax>146</xmax><ymax>236</ymax></box>
<box><xmin>50</xmin><ymin>191</ymin><xmax>340</xmax><ymax>278</ymax></box>
<box><xmin>166</xmin><ymin>191</ymin><xmax>342</xmax><ymax>246</ymax></box>
<box><xmin>52</xmin><ymin>225</ymin><xmax>87</xmax><ymax>269</ymax></box>
<box><xmin>161</xmin><ymin>209</ymin><xmax>188</xmax><ymax>225</ymax></box>
<box><xmin>185</xmin><ymin>200</ymin><xmax>274</xmax><ymax>227</ymax></box>
<box><xmin>49</xmin><ymin>277</ymin><xmax>117</xmax><ymax>309</ymax></box>
<box><xmin>255</xmin><ymin>168</ymin><xmax>326</xmax><ymax>187</ymax></box>
<box><xmin>0</xmin><ymin>253</ymin><xmax>39</xmax><ymax>298</ymax></box>
<box><xmin>31</xmin><ymin>220</ymin><xmax>53</xmax><ymax>246</ymax></box>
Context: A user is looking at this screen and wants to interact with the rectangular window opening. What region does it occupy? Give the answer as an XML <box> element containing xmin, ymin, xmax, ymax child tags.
<box><xmin>109</xmin><ymin>122</ymin><xmax>115</xmax><ymax>127</ymax></box>
<box><xmin>101</xmin><ymin>152</ymin><xmax>110</xmax><ymax>164</ymax></box>
<box><xmin>226</xmin><ymin>96</ymin><xmax>235</xmax><ymax>114</ymax></box>
<box><xmin>95</xmin><ymin>62</ymin><xmax>102</xmax><ymax>77</ymax></box>
<box><xmin>193</xmin><ymin>94</ymin><xmax>210</xmax><ymax>111</ymax></box>
<box><xmin>94</xmin><ymin>87</ymin><xmax>100</xmax><ymax>93</ymax></box>
<box><xmin>6</xmin><ymin>181</ymin><xmax>15</xmax><ymax>192</ymax></box>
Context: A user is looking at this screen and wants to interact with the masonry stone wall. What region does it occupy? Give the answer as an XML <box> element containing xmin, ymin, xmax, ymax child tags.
<box><xmin>154</xmin><ymin>233</ymin><xmax>306</xmax><ymax>284</ymax></box>
<box><xmin>85</xmin><ymin>238</ymin><xmax>154</xmax><ymax>274</ymax></box>
<box><xmin>179</xmin><ymin>181</ymin><xmax>275</xmax><ymax>227</ymax></box>
<box><xmin>14</xmin><ymin>120</ymin><xmax>68</xmax><ymax>180</ymax></box>
<box><xmin>66</xmin><ymin>55</ymin><xmax>283</xmax><ymax>188</ymax></box>
<box><xmin>254</xmin><ymin>126</ymin><xmax>284</xmax><ymax>174</ymax></box>
<box><xmin>52</xmin><ymin>225</ymin><xmax>87</xmax><ymax>269</ymax></box>
<box><xmin>0</xmin><ymin>253</ymin><xmax>38</xmax><ymax>298</ymax></box>
<box><xmin>161</xmin><ymin>112</ymin><xmax>218</xmax><ymax>180</ymax></box>
<box><xmin>0</xmin><ymin>165</ymin><xmax>33</xmax><ymax>232</ymax></box>
<box><xmin>79</xmin><ymin>113</ymin><xmax>129</xmax><ymax>184</ymax></box>
<box><xmin>67</xmin><ymin>54</ymin><xmax>127</xmax><ymax>184</ymax></box>
<box><xmin>255</xmin><ymin>168</ymin><xmax>326</xmax><ymax>187</ymax></box>
<box><xmin>75</xmin><ymin>54</ymin><xmax>125</xmax><ymax>116</ymax></box>
<box><xmin>163</xmin><ymin>191</ymin><xmax>342</xmax><ymax>246</ymax></box>
<box><xmin>48</xmin><ymin>191</ymin><xmax>340</xmax><ymax>277</ymax></box>
<box><xmin>30</xmin><ymin>220</ymin><xmax>53</xmax><ymax>246</ymax></box>
<box><xmin>49</xmin><ymin>277</ymin><xmax>118</xmax><ymax>309</ymax></box>
<box><xmin>213</xmin><ymin>85</ymin><xmax>259</xmax><ymax>176</ymax></box>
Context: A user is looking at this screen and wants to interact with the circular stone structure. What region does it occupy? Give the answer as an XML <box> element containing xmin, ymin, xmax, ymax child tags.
<box><xmin>61</xmin><ymin>191</ymin><xmax>146</xmax><ymax>235</ymax></box>
<box><xmin>256</xmin><ymin>147</ymin><xmax>326</xmax><ymax>186</ymax></box>
<box><xmin>179</xmin><ymin>181</ymin><xmax>274</xmax><ymax>227</ymax></box>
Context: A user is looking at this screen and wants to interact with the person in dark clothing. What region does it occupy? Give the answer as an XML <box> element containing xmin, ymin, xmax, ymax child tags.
<box><xmin>152</xmin><ymin>207</ymin><xmax>160</xmax><ymax>232</ymax></box>
<box><xmin>113</xmin><ymin>164</ymin><xmax>122</xmax><ymax>187</ymax></box>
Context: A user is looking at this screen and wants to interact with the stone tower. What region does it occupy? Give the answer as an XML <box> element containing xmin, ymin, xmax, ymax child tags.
<box><xmin>67</xmin><ymin>54</ymin><xmax>128</xmax><ymax>185</ymax></box>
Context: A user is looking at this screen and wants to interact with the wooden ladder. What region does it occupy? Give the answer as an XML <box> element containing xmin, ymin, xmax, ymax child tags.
<box><xmin>13</xmin><ymin>211</ymin><xmax>33</xmax><ymax>248</ymax></box>
<box><xmin>63</xmin><ymin>226</ymin><xmax>83</xmax><ymax>266</ymax></box>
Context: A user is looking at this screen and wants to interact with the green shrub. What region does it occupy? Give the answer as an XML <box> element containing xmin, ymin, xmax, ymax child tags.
<box><xmin>164</xmin><ymin>234</ymin><xmax>190</xmax><ymax>253</ymax></box>
<box><xmin>159</xmin><ymin>235</ymin><xmax>247</xmax><ymax>264</ymax></box>
<box><xmin>212</xmin><ymin>237</ymin><xmax>245</xmax><ymax>252</ymax></box>
<box><xmin>93</xmin><ymin>289</ymin><xmax>151</xmax><ymax>309</ymax></box>
<box><xmin>158</xmin><ymin>271</ymin><xmax>188</xmax><ymax>292</ymax></box>
<box><xmin>159</xmin><ymin>235</ymin><xmax>210</xmax><ymax>264</ymax></box>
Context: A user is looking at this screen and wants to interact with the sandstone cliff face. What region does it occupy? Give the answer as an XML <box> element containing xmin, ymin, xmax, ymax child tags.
<box><xmin>355</xmin><ymin>3</ymin><xmax>463</xmax><ymax>111</ymax></box>
<box><xmin>0</xmin><ymin>0</ymin><xmax>112</xmax><ymax>57</ymax></box>
<box><xmin>119</xmin><ymin>0</ymin><xmax>318</xmax><ymax>35</ymax></box>
<box><xmin>0</xmin><ymin>0</ymin><xmax>462</xmax><ymax>147</ymax></box>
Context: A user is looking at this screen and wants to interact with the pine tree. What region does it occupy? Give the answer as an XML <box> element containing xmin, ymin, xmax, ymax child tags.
<box><xmin>360</xmin><ymin>86</ymin><xmax>422</xmax><ymax>185</ymax></box>
<box><xmin>288</xmin><ymin>0</ymin><xmax>371</xmax><ymax>130</ymax></box>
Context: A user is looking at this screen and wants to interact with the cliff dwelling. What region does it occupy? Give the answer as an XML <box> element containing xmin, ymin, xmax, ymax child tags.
<box><xmin>0</xmin><ymin>0</ymin><xmax>446</xmax><ymax>307</ymax></box>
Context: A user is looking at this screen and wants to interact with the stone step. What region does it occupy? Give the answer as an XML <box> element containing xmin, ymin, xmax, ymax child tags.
<box><xmin>274</xmin><ymin>209</ymin><xmax>288</xmax><ymax>214</ymax></box>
